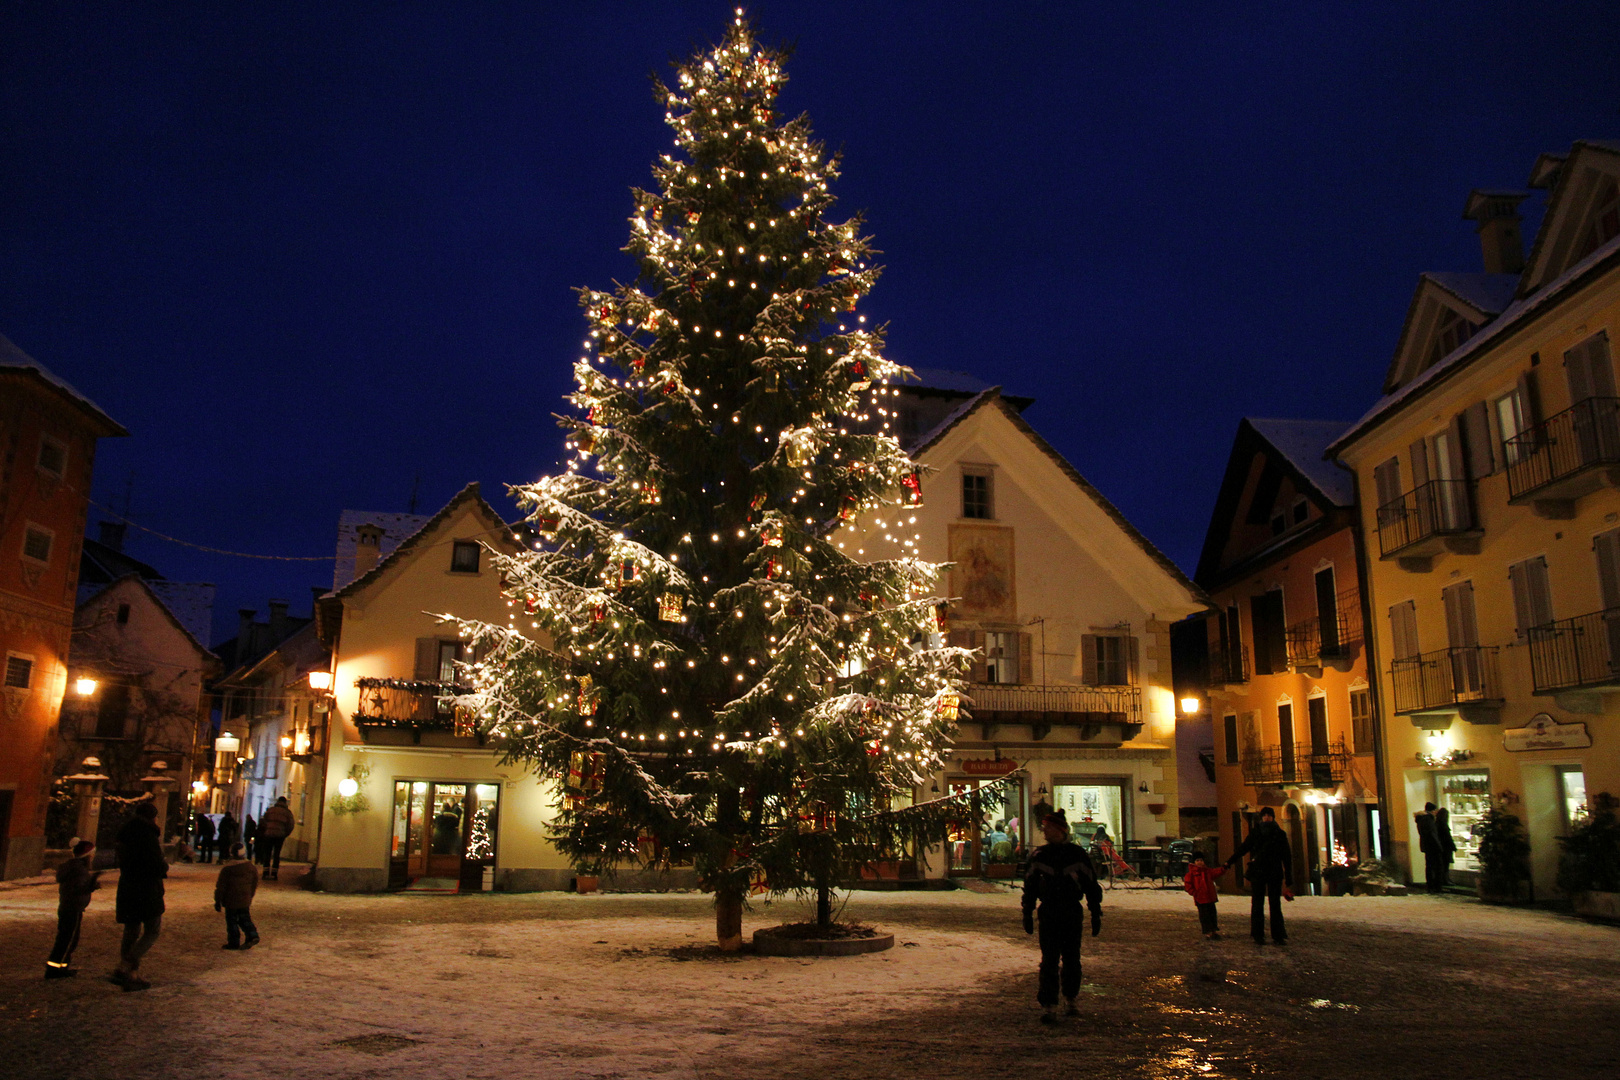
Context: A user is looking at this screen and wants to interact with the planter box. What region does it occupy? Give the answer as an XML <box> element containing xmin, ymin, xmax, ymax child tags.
<box><xmin>574</xmin><ymin>875</ymin><xmax>599</xmax><ymax>894</ymax></box>
<box><xmin>1573</xmin><ymin>890</ymin><xmax>1620</xmax><ymax>922</ymax></box>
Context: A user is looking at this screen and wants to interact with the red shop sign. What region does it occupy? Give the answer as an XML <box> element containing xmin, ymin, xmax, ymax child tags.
<box><xmin>961</xmin><ymin>758</ymin><xmax>1019</xmax><ymax>776</ymax></box>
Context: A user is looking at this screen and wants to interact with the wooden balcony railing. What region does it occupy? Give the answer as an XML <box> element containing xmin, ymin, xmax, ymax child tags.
<box><xmin>966</xmin><ymin>682</ymin><xmax>1141</xmax><ymax>727</ymax></box>
<box><xmin>352</xmin><ymin>677</ymin><xmax>480</xmax><ymax>741</ymax></box>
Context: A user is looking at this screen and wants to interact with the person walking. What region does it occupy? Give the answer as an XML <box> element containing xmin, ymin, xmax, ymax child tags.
<box><xmin>1224</xmin><ymin>806</ymin><xmax>1292</xmax><ymax>945</ymax></box>
<box><xmin>1434</xmin><ymin>806</ymin><xmax>1458</xmax><ymax>891</ymax></box>
<box><xmin>1182</xmin><ymin>850</ymin><xmax>1225</xmax><ymax>939</ymax></box>
<box><xmin>111</xmin><ymin>802</ymin><xmax>168</xmax><ymax>991</ymax></box>
<box><xmin>44</xmin><ymin>840</ymin><xmax>100</xmax><ymax>978</ymax></box>
<box><xmin>256</xmin><ymin>797</ymin><xmax>296</xmax><ymax>880</ymax></box>
<box><xmin>214</xmin><ymin>843</ymin><xmax>261</xmax><ymax>950</ymax></box>
<box><xmin>243</xmin><ymin>814</ymin><xmax>257</xmax><ymax>863</ymax></box>
<box><xmin>194</xmin><ymin>811</ymin><xmax>216</xmax><ymax>864</ymax></box>
<box><xmin>1021</xmin><ymin>808</ymin><xmax>1103</xmax><ymax>1024</ymax></box>
<box><xmin>1415</xmin><ymin>803</ymin><xmax>1444</xmax><ymax>893</ymax></box>
<box><xmin>217</xmin><ymin>811</ymin><xmax>240</xmax><ymax>866</ymax></box>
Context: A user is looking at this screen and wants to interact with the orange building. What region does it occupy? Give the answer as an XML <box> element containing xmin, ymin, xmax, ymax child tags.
<box><xmin>0</xmin><ymin>335</ymin><xmax>126</xmax><ymax>878</ymax></box>
<box><xmin>1191</xmin><ymin>419</ymin><xmax>1384</xmax><ymax>894</ymax></box>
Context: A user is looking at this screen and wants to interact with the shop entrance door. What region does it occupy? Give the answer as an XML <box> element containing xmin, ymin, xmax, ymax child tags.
<box><xmin>390</xmin><ymin>781</ymin><xmax>498</xmax><ymax>889</ymax></box>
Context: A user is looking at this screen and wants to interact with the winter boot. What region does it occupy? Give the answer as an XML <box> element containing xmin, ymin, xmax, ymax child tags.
<box><xmin>1063</xmin><ymin>996</ymin><xmax>1079</xmax><ymax>1017</ymax></box>
<box><xmin>1039</xmin><ymin>1005</ymin><xmax>1058</xmax><ymax>1025</ymax></box>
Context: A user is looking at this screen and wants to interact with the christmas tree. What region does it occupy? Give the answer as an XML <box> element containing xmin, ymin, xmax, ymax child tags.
<box><xmin>466</xmin><ymin>803</ymin><xmax>494</xmax><ymax>861</ymax></box>
<box><xmin>460</xmin><ymin>11</ymin><xmax>969</xmax><ymax>950</ymax></box>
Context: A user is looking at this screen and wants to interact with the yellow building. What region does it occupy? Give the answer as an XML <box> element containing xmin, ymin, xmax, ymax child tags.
<box><xmin>1330</xmin><ymin>139</ymin><xmax>1620</xmax><ymax>895</ymax></box>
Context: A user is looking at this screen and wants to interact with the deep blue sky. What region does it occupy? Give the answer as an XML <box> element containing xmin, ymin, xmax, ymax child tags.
<box><xmin>4</xmin><ymin>3</ymin><xmax>1618</xmax><ymax>645</ymax></box>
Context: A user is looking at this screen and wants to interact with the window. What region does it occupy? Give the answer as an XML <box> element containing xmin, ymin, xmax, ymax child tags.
<box><xmin>1595</xmin><ymin>528</ymin><xmax>1620</xmax><ymax>611</ymax></box>
<box><xmin>22</xmin><ymin>524</ymin><xmax>53</xmax><ymax>564</ymax></box>
<box><xmin>1389</xmin><ymin>600</ymin><xmax>1419</xmax><ymax>660</ymax></box>
<box><xmin>983</xmin><ymin>632</ymin><xmax>1018</xmax><ymax>684</ymax></box>
<box><xmin>116</xmin><ymin>603</ymin><xmax>131</xmax><ymax>626</ymax></box>
<box><xmin>437</xmin><ymin>641</ymin><xmax>463</xmax><ymax>683</ymax></box>
<box><xmin>1223</xmin><ymin>714</ymin><xmax>1239</xmax><ymax>765</ymax></box>
<box><xmin>1442</xmin><ymin>581</ymin><xmax>1480</xmax><ymax>648</ymax></box>
<box><xmin>1292</xmin><ymin>497</ymin><xmax>1309</xmax><ymax>525</ymax></box>
<box><xmin>37</xmin><ymin>435</ymin><xmax>67</xmax><ymax>477</ymax></box>
<box><xmin>450</xmin><ymin>541</ymin><xmax>481</xmax><ymax>574</ymax></box>
<box><xmin>1315</xmin><ymin>567</ymin><xmax>1340</xmax><ymax>654</ymax></box>
<box><xmin>4</xmin><ymin>654</ymin><xmax>34</xmax><ymax>689</ymax></box>
<box><xmin>1508</xmin><ymin>556</ymin><xmax>1554</xmax><ymax>636</ymax></box>
<box><xmin>1350</xmin><ymin>688</ymin><xmax>1374</xmax><ymax>753</ymax></box>
<box><xmin>961</xmin><ymin>469</ymin><xmax>992</xmax><ymax>519</ymax></box>
<box><xmin>1278</xmin><ymin>702</ymin><xmax>1296</xmax><ymax>782</ymax></box>
<box><xmin>1578</xmin><ymin>177</ymin><xmax>1620</xmax><ymax>261</ymax></box>
<box><xmin>95</xmin><ymin>683</ymin><xmax>131</xmax><ymax>739</ymax></box>
<box><xmin>1495</xmin><ymin>389</ymin><xmax>1526</xmax><ymax>464</ymax></box>
<box><xmin>1092</xmin><ymin>635</ymin><xmax>1128</xmax><ymax>685</ymax></box>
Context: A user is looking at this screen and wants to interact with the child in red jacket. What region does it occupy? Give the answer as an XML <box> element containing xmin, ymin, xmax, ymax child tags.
<box><xmin>1183</xmin><ymin>852</ymin><xmax>1226</xmax><ymax>939</ymax></box>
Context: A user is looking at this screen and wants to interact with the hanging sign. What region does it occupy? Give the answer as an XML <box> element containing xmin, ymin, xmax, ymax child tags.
<box><xmin>961</xmin><ymin>758</ymin><xmax>1019</xmax><ymax>776</ymax></box>
<box><xmin>1503</xmin><ymin>714</ymin><xmax>1591</xmax><ymax>752</ymax></box>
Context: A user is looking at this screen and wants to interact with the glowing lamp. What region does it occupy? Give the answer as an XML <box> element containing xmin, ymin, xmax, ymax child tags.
<box><xmin>307</xmin><ymin>670</ymin><xmax>333</xmax><ymax>692</ymax></box>
<box><xmin>214</xmin><ymin>734</ymin><xmax>240</xmax><ymax>755</ymax></box>
<box><xmin>279</xmin><ymin>734</ymin><xmax>294</xmax><ymax>752</ymax></box>
<box><xmin>191</xmin><ymin>780</ymin><xmax>208</xmax><ymax>794</ymax></box>
<box><xmin>1180</xmin><ymin>696</ymin><xmax>1201</xmax><ymax>716</ymax></box>
<box><xmin>338</xmin><ymin>777</ymin><xmax>359</xmax><ymax>798</ymax></box>
<box><xmin>74</xmin><ymin>676</ymin><xmax>98</xmax><ymax>697</ymax></box>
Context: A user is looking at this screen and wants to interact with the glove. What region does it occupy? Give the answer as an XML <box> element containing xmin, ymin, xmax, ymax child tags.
<box><xmin>1022</xmin><ymin>911</ymin><xmax>1034</xmax><ymax>935</ymax></box>
<box><xmin>1091</xmin><ymin>910</ymin><xmax>1102</xmax><ymax>937</ymax></box>
<box><xmin>1283</xmin><ymin>886</ymin><xmax>1294</xmax><ymax>902</ymax></box>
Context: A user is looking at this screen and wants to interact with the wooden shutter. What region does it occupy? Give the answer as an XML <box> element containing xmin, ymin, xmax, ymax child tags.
<box><xmin>1526</xmin><ymin>557</ymin><xmax>1554</xmax><ymax>627</ymax></box>
<box><xmin>1595</xmin><ymin>529</ymin><xmax>1620</xmax><ymax>610</ymax></box>
<box><xmin>415</xmin><ymin>637</ymin><xmax>440</xmax><ymax>681</ymax></box>
<box><xmin>1080</xmin><ymin>634</ymin><xmax>1097</xmax><ymax>686</ymax></box>
<box><xmin>1374</xmin><ymin>457</ymin><xmax>1403</xmax><ymax>509</ymax></box>
<box><xmin>969</xmin><ymin>631</ymin><xmax>987</xmax><ymax>684</ymax></box>
<box><xmin>1566</xmin><ymin>332</ymin><xmax>1616</xmax><ymax>402</ymax></box>
<box><xmin>1307</xmin><ymin>696</ymin><xmax>1329</xmax><ymax>754</ymax></box>
<box><xmin>1409</xmin><ymin>438</ymin><xmax>1431</xmax><ymax>487</ymax></box>
<box><xmin>1389</xmin><ymin>601</ymin><xmax>1417</xmax><ymax>660</ymax></box>
<box><xmin>1517</xmin><ymin>368</ymin><xmax>1543</xmax><ymax>426</ymax></box>
<box><xmin>1508</xmin><ymin>562</ymin><xmax>1533</xmax><ymax>638</ymax></box>
<box><xmin>1442</xmin><ymin>581</ymin><xmax>1479</xmax><ymax>648</ymax></box>
<box><xmin>1444</xmin><ymin>415</ymin><xmax>1468</xmax><ymax>481</ymax></box>
<box><xmin>1126</xmin><ymin>635</ymin><xmax>1140</xmax><ymax>685</ymax></box>
<box><xmin>1462</xmin><ymin>401</ymin><xmax>1494</xmax><ymax>477</ymax></box>
<box><xmin>1017</xmin><ymin>632</ymin><xmax>1034</xmax><ymax>685</ymax></box>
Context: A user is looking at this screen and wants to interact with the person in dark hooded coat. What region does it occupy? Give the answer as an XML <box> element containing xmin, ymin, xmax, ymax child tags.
<box><xmin>1021</xmin><ymin>809</ymin><xmax>1103</xmax><ymax>1023</ymax></box>
<box><xmin>1224</xmin><ymin>806</ymin><xmax>1292</xmax><ymax>944</ymax></box>
<box><xmin>112</xmin><ymin>802</ymin><xmax>167</xmax><ymax>991</ymax></box>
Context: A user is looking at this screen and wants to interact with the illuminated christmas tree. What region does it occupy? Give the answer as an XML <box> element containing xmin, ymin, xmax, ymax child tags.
<box><xmin>466</xmin><ymin>803</ymin><xmax>494</xmax><ymax>861</ymax></box>
<box><xmin>459</xmin><ymin>11</ymin><xmax>968</xmax><ymax>950</ymax></box>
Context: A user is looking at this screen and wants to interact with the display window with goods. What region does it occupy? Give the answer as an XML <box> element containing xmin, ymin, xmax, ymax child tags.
<box><xmin>1437</xmin><ymin>769</ymin><xmax>1490</xmax><ymax>873</ymax></box>
<box><xmin>389</xmin><ymin>780</ymin><xmax>500</xmax><ymax>891</ymax></box>
<box><xmin>946</xmin><ymin>777</ymin><xmax>1025</xmax><ymax>875</ymax></box>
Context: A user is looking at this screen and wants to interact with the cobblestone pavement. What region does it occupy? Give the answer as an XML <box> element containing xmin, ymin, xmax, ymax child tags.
<box><xmin>2</xmin><ymin>862</ymin><xmax>1617</xmax><ymax>1079</ymax></box>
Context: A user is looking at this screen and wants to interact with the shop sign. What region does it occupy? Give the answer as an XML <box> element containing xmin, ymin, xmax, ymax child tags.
<box><xmin>960</xmin><ymin>758</ymin><xmax>1019</xmax><ymax>776</ymax></box>
<box><xmin>1503</xmin><ymin>714</ymin><xmax>1592</xmax><ymax>753</ymax></box>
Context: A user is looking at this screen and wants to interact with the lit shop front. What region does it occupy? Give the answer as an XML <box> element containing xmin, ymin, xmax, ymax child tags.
<box><xmin>389</xmin><ymin>780</ymin><xmax>500</xmax><ymax>891</ymax></box>
<box><xmin>945</xmin><ymin>759</ymin><xmax>1026</xmax><ymax>876</ymax></box>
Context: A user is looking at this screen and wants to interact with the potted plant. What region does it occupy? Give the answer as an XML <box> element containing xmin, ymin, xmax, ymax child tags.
<box><xmin>1475</xmin><ymin>804</ymin><xmax>1532</xmax><ymax>903</ymax></box>
<box><xmin>1346</xmin><ymin>859</ymin><xmax>1404</xmax><ymax>896</ymax></box>
<box><xmin>1557</xmin><ymin>792</ymin><xmax>1620</xmax><ymax>921</ymax></box>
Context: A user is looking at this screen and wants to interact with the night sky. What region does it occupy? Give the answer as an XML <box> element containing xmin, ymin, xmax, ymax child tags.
<box><xmin>4</xmin><ymin>3</ymin><xmax>1618</xmax><ymax>645</ymax></box>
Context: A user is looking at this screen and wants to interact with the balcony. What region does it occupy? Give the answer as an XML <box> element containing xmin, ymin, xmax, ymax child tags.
<box><xmin>352</xmin><ymin>677</ymin><xmax>482</xmax><ymax>744</ymax></box>
<box><xmin>1504</xmin><ymin>397</ymin><xmax>1620</xmax><ymax>517</ymax></box>
<box><xmin>1527</xmin><ymin>607</ymin><xmax>1620</xmax><ymax>699</ymax></box>
<box><xmin>1206</xmin><ymin>644</ymin><xmax>1249</xmax><ymax>688</ymax></box>
<box><xmin>1376</xmin><ymin>479</ymin><xmax>1481</xmax><ymax>571</ymax></box>
<box><xmin>1390</xmin><ymin>646</ymin><xmax>1502</xmax><ymax>725</ymax></box>
<box><xmin>1241</xmin><ymin>737</ymin><xmax>1352</xmax><ymax>789</ymax></box>
<box><xmin>1285</xmin><ymin>599</ymin><xmax>1361</xmax><ymax>676</ymax></box>
<box><xmin>965</xmin><ymin>683</ymin><xmax>1141</xmax><ymax>744</ymax></box>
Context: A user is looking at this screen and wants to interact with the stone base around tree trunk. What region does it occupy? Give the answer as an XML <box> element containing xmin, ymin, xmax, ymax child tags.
<box><xmin>753</xmin><ymin>926</ymin><xmax>895</xmax><ymax>957</ymax></box>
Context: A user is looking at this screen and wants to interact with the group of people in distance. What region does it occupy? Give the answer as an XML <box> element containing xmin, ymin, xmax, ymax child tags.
<box><xmin>42</xmin><ymin>797</ymin><xmax>295</xmax><ymax>989</ymax></box>
<box><xmin>189</xmin><ymin>798</ymin><xmax>295</xmax><ymax>878</ymax></box>
<box><xmin>1414</xmin><ymin>802</ymin><xmax>1458</xmax><ymax>893</ymax></box>
<box><xmin>1020</xmin><ymin>805</ymin><xmax>1296</xmax><ymax>1023</ymax></box>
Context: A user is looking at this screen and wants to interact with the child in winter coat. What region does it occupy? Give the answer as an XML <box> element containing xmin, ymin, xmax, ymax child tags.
<box><xmin>1183</xmin><ymin>852</ymin><xmax>1225</xmax><ymax>939</ymax></box>
<box><xmin>44</xmin><ymin>840</ymin><xmax>100</xmax><ymax>978</ymax></box>
<box><xmin>213</xmin><ymin>844</ymin><xmax>260</xmax><ymax>950</ymax></box>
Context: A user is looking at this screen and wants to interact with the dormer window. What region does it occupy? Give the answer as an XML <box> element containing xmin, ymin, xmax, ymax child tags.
<box><xmin>1428</xmin><ymin>308</ymin><xmax>1480</xmax><ymax>369</ymax></box>
<box><xmin>1577</xmin><ymin>177</ymin><xmax>1619</xmax><ymax>262</ymax></box>
<box><xmin>1292</xmin><ymin>497</ymin><xmax>1309</xmax><ymax>525</ymax></box>
<box><xmin>450</xmin><ymin>541</ymin><xmax>481</xmax><ymax>574</ymax></box>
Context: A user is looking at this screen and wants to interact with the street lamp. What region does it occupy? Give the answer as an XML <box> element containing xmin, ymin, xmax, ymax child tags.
<box><xmin>307</xmin><ymin>670</ymin><xmax>333</xmax><ymax>692</ymax></box>
<box><xmin>1180</xmin><ymin>696</ymin><xmax>1201</xmax><ymax>716</ymax></box>
<box><xmin>74</xmin><ymin>676</ymin><xmax>98</xmax><ymax>697</ymax></box>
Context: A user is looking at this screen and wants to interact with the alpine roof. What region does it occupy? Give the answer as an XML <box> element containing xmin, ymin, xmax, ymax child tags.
<box><xmin>0</xmin><ymin>333</ymin><xmax>128</xmax><ymax>437</ymax></box>
<box><xmin>1245</xmin><ymin>419</ymin><xmax>1354</xmax><ymax>507</ymax></box>
<box><xmin>332</xmin><ymin>509</ymin><xmax>431</xmax><ymax>591</ymax></box>
<box><xmin>76</xmin><ymin>573</ymin><xmax>217</xmax><ymax>663</ymax></box>
<box><xmin>329</xmin><ymin>483</ymin><xmax>515</xmax><ymax>603</ymax></box>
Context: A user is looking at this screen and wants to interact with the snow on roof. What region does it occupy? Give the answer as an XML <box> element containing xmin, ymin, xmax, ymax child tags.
<box><xmin>148</xmin><ymin>581</ymin><xmax>218</xmax><ymax>649</ymax></box>
<box><xmin>1332</xmin><ymin>230</ymin><xmax>1620</xmax><ymax>457</ymax></box>
<box><xmin>1246</xmin><ymin>419</ymin><xmax>1355</xmax><ymax>507</ymax></box>
<box><xmin>0</xmin><ymin>332</ymin><xmax>127</xmax><ymax>435</ymax></box>
<box><xmin>332</xmin><ymin>509</ymin><xmax>432</xmax><ymax>591</ymax></box>
<box><xmin>904</xmin><ymin>368</ymin><xmax>995</xmax><ymax>394</ymax></box>
<box><xmin>905</xmin><ymin>387</ymin><xmax>1000</xmax><ymax>455</ymax></box>
<box><xmin>1424</xmin><ymin>272</ymin><xmax>1519</xmax><ymax>316</ymax></box>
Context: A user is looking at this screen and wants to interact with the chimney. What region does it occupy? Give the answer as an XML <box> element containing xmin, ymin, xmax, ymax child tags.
<box><xmin>311</xmin><ymin>585</ymin><xmax>327</xmax><ymax>616</ymax></box>
<box><xmin>268</xmin><ymin>599</ymin><xmax>289</xmax><ymax>643</ymax></box>
<box><xmin>237</xmin><ymin>608</ymin><xmax>257</xmax><ymax>649</ymax></box>
<box><xmin>1463</xmin><ymin>189</ymin><xmax>1528</xmax><ymax>275</ymax></box>
<box><xmin>98</xmin><ymin>521</ymin><xmax>127</xmax><ymax>551</ymax></box>
<box><xmin>355</xmin><ymin>523</ymin><xmax>384</xmax><ymax>578</ymax></box>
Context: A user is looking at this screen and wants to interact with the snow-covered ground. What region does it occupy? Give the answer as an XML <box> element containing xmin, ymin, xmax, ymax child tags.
<box><xmin>2</xmin><ymin>862</ymin><xmax>1617</xmax><ymax>1079</ymax></box>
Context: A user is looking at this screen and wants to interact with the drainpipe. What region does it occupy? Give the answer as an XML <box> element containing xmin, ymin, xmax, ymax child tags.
<box><xmin>1344</xmin><ymin>476</ymin><xmax>1395</xmax><ymax>868</ymax></box>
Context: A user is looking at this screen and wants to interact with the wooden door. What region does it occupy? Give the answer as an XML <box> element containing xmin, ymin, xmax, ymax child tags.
<box><xmin>427</xmin><ymin>783</ymin><xmax>468</xmax><ymax>878</ymax></box>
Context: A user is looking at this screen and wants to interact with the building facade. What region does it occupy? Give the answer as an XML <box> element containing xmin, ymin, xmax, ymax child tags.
<box><xmin>0</xmin><ymin>335</ymin><xmax>126</xmax><ymax>878</ymax></box>
<box><xmin>1190</xmin><ymin>418</ymin><xmax>1383</xmax><ymax>894</ymax></box>
<box><xmin>1330</xmin><ymin>139</ymin><xmax>1620</xmax><ymax>894</ymax></box>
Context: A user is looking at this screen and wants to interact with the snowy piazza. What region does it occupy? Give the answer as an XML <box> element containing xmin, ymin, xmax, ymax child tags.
<box><xmin>3</xmin><ymin>6</ymin><xmax>1620</xmax><ymax>1079</ymax></box>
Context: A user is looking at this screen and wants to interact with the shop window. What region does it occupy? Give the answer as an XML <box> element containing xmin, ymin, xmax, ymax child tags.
<box><xmin>1052</xmin><ymin>781</ymin><xmax>1125</xmax><ymax>850</ymax></box>
<box><xmin>1559</xmin><ymin>766</ymin><xmax>1589</xmax><ymax>829</ymax></box>
<box><xmin>450</xmin><ymin>541</ymin><xmax>481</xmax><ymax>574</ymax></box>
<box><xmin>4</xmin><ymin>654</ymin><xmax>34</xmax><ymax>689</ymax></box>
<box><xmin>1437</xmin><ymin>770</ymin><xmax>1491</xmax><ymax>873</ymax></box>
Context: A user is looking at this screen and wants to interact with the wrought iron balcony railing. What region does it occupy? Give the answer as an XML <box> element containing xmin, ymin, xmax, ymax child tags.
<box><xmin>966</xmin><ymin>682</ymin><xmax>1141</xmax><ymax>726</ymax></box>
<box><xmin>1505</xmin><ymin>396</ymin><xmax>1620</xmax><ymax>502</ymax></box>
<box><xmin>1390</xmin><ymin>647</ymin><xmax>1501</xmax><ymax>715</ymax></box>
<box><xmin>1206</xmin><ymin>644</ymin><xmax>1249</xmax><ymax>687</ymax></box>
<box><xmin>1526</xmin><ymin>607</ymin><xmax>1620</xmax><ymax>694</ymax></box>
<box><xmin>352</xmin><ymin>677</ymin><xmax>479</xmax><ymax>740</ymax></box>
<box><xmin>1241</xmin><ymin>737</ymin><xmax>1352</xmax><ymax>788</ymax></box>
<box><xmin>1376</xmin><ymin>479</ymin><xmax>1479</xmax><ymax>559</ymax></box>
<box><xmin>1285</xmin><ymin>595</ymin><xmax>1362</xmax><ymax>671</ymax></box>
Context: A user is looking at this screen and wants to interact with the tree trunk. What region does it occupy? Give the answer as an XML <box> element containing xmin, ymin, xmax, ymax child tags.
<box><xmin>715</xmin><ymin>885</ymin><xmax>744</xmax><ymax>952</ymax></box>
<box><xmin>816</xmin><ymin>880</ymin><xmax>831</xmax><ymax>928</ymax></box>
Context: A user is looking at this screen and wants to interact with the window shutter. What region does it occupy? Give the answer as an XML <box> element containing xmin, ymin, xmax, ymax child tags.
<box><xmin>1080</xmin><ymin>634</ymin><xmax>1097</xmax><ymax>686</ymax></box>
<box><xmin>1374</xmin><ymin>457</ymin><xmax>1403</xmax><ymax>509</ymax></box>
<box><xmin>415</xmin><ymin>638</ymin><xmax>439</xmax><ymax>681</ymax></box>
<box><xmin>1518</xmin><ymin>369</ymin><xmax>1543</xmax><ymax>426</ymax></box>
<box><xmin>1595</xmin><ymin>529</ymin><xmax>1620</xmax><ymax>610</ymax></box>
<box><xmin>1444</xmin><ymin>414</ymin><xmax>1468</xmax><ymax>482</ymax></box>
<box><xmin>1389</xmin><ymin>601</ymin><xmax>1417</xmax><ymax>660</ymax></box>
<box><xmin>970</xmin><ymin>630</ymin><xmax>988</xmax><ymax>684</ymax></box>
<box><xmin>1018</xmin><ymin>632</ymin><xmax>1034</xmax><ymax>685</ymax></box>
<box><xmin>1462</xmin><ymin>401</ymin><xmax>1494</xmax><ymax>477</ymax></box>
<box><xmin>1409</xmin><ymin>439</ymin><xmax>1430</xmax><ymax>487</ymax></box>
<box><xmin>1126</xmin><ymin>635</ymin><xmax>1140</xmax><ymax>685</ymax></box>
<box><xmin>1527</xmin><ymin>556</ymin><xmax>1554</xmax><ymax>627</ymax></box>
<box><xmin>1442</xmin><ymin>581</ymin><xmax>1478</xmax><ymax>648</ymax></box>
<box><xmin>1508</xmin><ymin>562</ymin><xmax>1532</xmax><ymax>638</ymax></box>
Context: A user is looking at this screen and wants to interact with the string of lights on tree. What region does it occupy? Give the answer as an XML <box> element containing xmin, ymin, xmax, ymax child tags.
<box><xmin>449</xmin><ymin>11</ymin><xmax>984</xmax><ymax>929</ymax></box>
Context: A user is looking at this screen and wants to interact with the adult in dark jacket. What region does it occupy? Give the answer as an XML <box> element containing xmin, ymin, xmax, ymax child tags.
<box><xmin>257</xmin><ymin>797</ymin><xmax>297</xmax><ymax>879</ymax></box>
<box><xmin>194</xmin><ymin>811</ymin><xmax>216</xmax><ymax>864</ymax></box>
<box><xmin>44</xmin><ymin>840</ymin><xmax>100</xmax><ymax>978</ymax></box>
<box><xmin>217</xmin><ymin>811</ymin><xmax>240</xmax><ymax>862</ymax></box>
<box><xmin>243</xmin><ymin>814</ymin><xmax>257</xmax><ymax>862</ymax></box>
<box><xmin>113</xmin><ymin>802</ymin><xmax>167</xmax><ymax>990</ymax></box>
<box><xmin>1433</xmin><ymin>806</ymin><xmax>1458</xmax><ymax>889</ymax></box>
<box><xmin>1415</xmin><ymin>802</ymin><xmax>1443</xmax><ymax>893</ymax></box>
<box><xmin>1225</xmin><ymin>807</ymin><xmax>1292</xmax><ymax>944</ymax></box>
<box><xmin>1021</xmin><ymin>809</ymin><xmax>1103</xmax><ymax>1023</ymax></box>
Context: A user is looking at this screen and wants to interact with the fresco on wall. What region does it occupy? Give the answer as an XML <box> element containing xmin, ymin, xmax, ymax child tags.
<box><xmin>948</xmin><ymin>524</ymin><xmax>1016</xmax><ymax>621</ymax></box>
